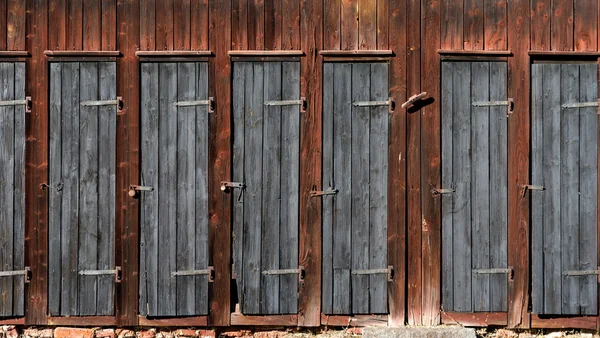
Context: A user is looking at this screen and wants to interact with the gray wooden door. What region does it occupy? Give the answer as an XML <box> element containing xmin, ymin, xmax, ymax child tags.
<box><xmin>232</xmin><ymin>61</ymin><xmax>301</xmax><ymax>315</ymax></box>
<box><xmin>322</xmin><ymin>62</ymin><xmax>389</xmax><ymax>315</ymax></box>
<box><xmin>48</xmin><ymin>62</ymin><xmax>117</xmax><ymax>316</ymax></box>
<box><xmin>441</xmin><ymin>61</ymin><xmax>509</xmax><ymax>313</ymax></box>
<box><xmin>531</xmin><ymin>63</ymin><xmax>598</xmax><ymax>316</ymax></box>
<box><xmin>0</xmin><ymin>62</ymin><xmax>26</xmax><ymax>317</ymax></box>
<box><xmin>139</xmin><ymin>62</ymin><xmax>210</xmax><ymax>317</ymax></box>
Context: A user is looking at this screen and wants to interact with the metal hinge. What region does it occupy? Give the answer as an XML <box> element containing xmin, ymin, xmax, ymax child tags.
<box><xmin>431</xmin><ymin>188</ymin><xmax>455</xmax><ymax>195</ymax></box>
<box><xmin>172</xmin><ymin>266</ymin><xmax>215</xmax><ymax>282</ymax></box>
<box><xmin>310</xmin><ymin>188</ymin><xmax>338</xmax><ymax>197</ymax></box>
<box><xmin>262</xmin><ymin>266</ymin><xmax>305</xmax><ymax>283</ymax></box>
<box><xmin>562</xmin><ymin>101</ymin><xmax>599</xmax><ymax>110</ymax></box>
<box><xmin>173</xmin><ymin>97</ymin><xmax>215</xmax><ymax>113</ymax></box>
<box><xmin>79</xmin><ymin>266</ymin><xmax>122</xmax><ymax>283</ymax></box>
<box><xmin>80</xmin><ymin>96</ymin><xmax>123</xmax><ymax>111</ymax></box>
<box><xmin>128</xmin><ymin>185</ymin><xmax>154</xmax><ymax>197</ymax></box>
<box><xmin>473</xmin><ymin>267</ymin><xmax>514</xmax><ymax>281</ymax></box>
<box><xmin>0</xmin><ymin>267</ymin><xmax>31</xmax><ymax>283</ymax></box>
<box><xmin>264</xmin><ymin>97</ymin><xmax>307</xmax><ymax>113</ymax></box>
<box><xmin>401</xmin><ymin>92</ymin><xmax>428</xmax><ymax>109</ymax></box>
<box><xmin>351</xmin><ymin>266</ymin><xmax>394</xmax><ymax>282</ymax></box>
<box><xmin>220</xmin><ymin>181</ymin><xmax>245</xmax><ymax>191</ymax></box>
<box><xmin>521</xmin><ymin>184</ymin><xmax>544</xmax><ymax>196</ymax></box>
<box><xmin>563</xmin><ymin>267</ymin><xmax>600</xmax><ymax>283</ymax></box>
<box><xmin>0</xmin><ymin>96</ymin><xmax>32</xmax><ymax>113</ymax></box>
<box><xmin>353</xmin><ymin>97</ymin><xmax>395</xmax><ymax>113</ymax></box>
<box><xmin>472</xmin><ymin>98</ymin><xmax>514</xmax><ymax>116</ymax></box>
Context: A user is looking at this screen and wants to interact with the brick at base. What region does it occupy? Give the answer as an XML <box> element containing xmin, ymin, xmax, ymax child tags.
<box><xmin>54</xmin><ymin>327</ymin><xmax>95</xmax><ymax>338</ymax></box>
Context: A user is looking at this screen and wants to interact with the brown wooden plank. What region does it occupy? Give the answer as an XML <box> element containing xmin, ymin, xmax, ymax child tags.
<box><xmin>25</xmin><ymin>0</ymin><xmax>49</xmax><ymax>326</ymax></box>
<box><xmin>531</xmin><ymin>315</ymin><xmax>597</xmax><ymax>330</ymax></box>
<box><xmin>0</xmin><ymin>318</ymin><xmax>24</xmax><ymax>325</ymax></box>
<box><xmin>441</xmin><ymin>312</ymin><xmax>508</xmax><ymax>327</ymax></box>
<box><xmin>174</xmin><ymin>0</ymin><xmax>191</xmax><ymax>50</ymax></box>
<box><xmin>388</xmin><ymin>0</ymin><xmax>406</xmax><ymax>328</ymax></box>
<box><xmin>438</xmin><ymin>49</ymin><xmax>512</xmax><ymax>55</ymax></box>
<box><xmin>530</xmin><ymin>0</ymin><xmax>550</xmax><ymax>50</ymax></box>
<box><xmin>551</xmin><ymin>0</ymin><xmax>573</xmax><ymax>51</ymax></box>
<box><xmin>248</xmin><ymin>0</ymin><xmax>264</xmax><ymax>50</ymax></box>
<box><xmin>231</xmin><ymin>0</ymin><xmax>248</xmax><ymax>50</ymax></box>
<box><xmin>359</xmin><ymin>0</ymin><xmax>376</xmax><ymax>49</ymax></box>
<box><xmin>377</xmin><ymin>0</ymin><xmax>389</xmax><ymax>49</ymax></box>
<box><xmin>265</xmin><ymin>0</ymin><xmax>281</xmax><ymax>49</ymax></box>
<box><xmin>67</xmin><ymin>0</ymin><xmax>83</xmax><ymax>50</ymax></box>
<box><xmin>574</xmin><ymin>0</ymin><xmax>597</xmax><ymax>51</ymax></box>
<box><xmin>421</xmin><ymin>0</ymin><xmax>441</xmax><ymax>326</ymax></box>
<box><xmin>7</xmin><ymin>0</ymin><xmax>25</xmax><ymax>51</ymax></box>
<box><xmin>139</xmin><ymin>0</ymin><xmax>155</xmax><ymax>51</ymax></box>
<box><xmin>597</xmin><ymin>56</ymin><xmax>600</xmax><ymax>334</ymax></box>
<box><xmin>191</xmin><ymin>0</ymin><xmax>209</xmax><ymax>50</ymax></box>
<box><xmin>281</xmin><ymin>0</ymin><xmax>300</xmax><ymax>50</ymax></box>
<box><xmin>484</xmin><ymin>0</ymin><xmax>507</xmax><ymax>50</ymax></box>
<box><xmin>464</xmin><ymin>0</ymin><xmax>484</xmax><ymax>50</ymax></box>
<box><xmin>138</xmin><ymin>316</ymin><xmax>209</xmax><ymax>327</ymax></box>
<box><xmin>324</xmin><ymin>0</ymin><xmax>340</xmax><ymax>50</ymax></box>
<box><xmin>507</xmin><ymin>0</ymin><xmax>530</xmax><ymax>329</ymax></box>
<box><xmin>440</xmin><ymin>0</ymin><xmax>462</xmax><ymax>49</ymax></box>
<box><xmin>135</xmin><ymin>50</ymin><xmax>212</xmax><ymax>57</ymax></box>
<box><xmin>341</xmin><ymin>0</ymin><xmax>358</xmax><ymax>50</ymax></box>
<box><xmin>48</xmin><ymin>0</ymin><xmax>67</xmax><ymax>50</ymax></box>
<box><xmin>406</xmin><ymin>0</ymin><xmax>421</xmax><ymax>326</ymax></box>
<box><xmin>155</xmin><ymin>0</ymin><xmax>173</xmax><ymax>50</ymax></box>
<box><xmin>47</xmin><ymin>316</ymin><xmax>117</xmax><ymax>326</ymax></box>
<box><xmin>297</xmin><ymin>0</ymin><xmax>322</xmax><ymax>327</ymax></box>
<box><xmin>101</xmin><ymin>0</ymin><xmax>117</xmax><ymax>50</ymax></box>
<box><xmin>321</xmin><ymin>314</ymin><xmax>389</xmax><ymax>327</ymax></box>
<box><xmin>83</xmin><ymin>0</ymin><xmax>101</xmax><ymax>50</ymax></box>
<box><xmin>528</xmin><ymin>50</ymin><xmax>600</xmax><ymax>56</ymax></box>
<box><xmin>209</xmin><ymin>0</ymin><xmax>232</xmax><ymax>326</ymax></box>
<box><xmin>115</xmin><ymin>0</ymin><xmax>140</xmax><ymax>327</ymax></box>
<box><xmin>319</xmin><ymin>49</ymin><xmax>393</xmax><ymax>56</ymax></box>
<box><xmin>231</xmin><ymin>314</ymin><xmax>298</xmax><ymax>326</ymax></box>
<box><xmin>44</xmin><ymin>50</ymin><xmax>120</xmax><ymax>56</ymax></box>
<box><xmin>0</xmin><ymin>50</ymin><xmax>28</xmax><ymax>56</ymax></box>
<box><xmin>0</xmin><ymin>0</ymin><xmax>7</xmax><ymax>50</ymax></box>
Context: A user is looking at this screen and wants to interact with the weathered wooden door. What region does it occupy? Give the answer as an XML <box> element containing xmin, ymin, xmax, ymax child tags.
<box><xmin>0</xmin><ymin>62</ymin><xmax>26</xmax><ymax>317</ymax></box>
<box><xmin>322</xmin><ymin>62</ymin><xmax>390</xmax><ymax>315</ymax></box>
<box><xmin>232</xmin><ymin>61</ymin><xmax>301</xmax><ymax>315</ymax></box>
<box><xmin>531</xmin><ymin>63</ymin><xmax>598</xmax><ymax>316</ymax></box>
<box><xmin>48</xmin><ymin>62</ymin><xmax>117</xmax><ymax>316</ymax></box>
<box><xmin>139</xmin><ymin>62</ymin><xmax>211</xmax><ymax>317</ymax></box>
<box><xmin>441</xmin><ymin>61</ymin><xmax>509</xmax><ymax>312</ymax></box>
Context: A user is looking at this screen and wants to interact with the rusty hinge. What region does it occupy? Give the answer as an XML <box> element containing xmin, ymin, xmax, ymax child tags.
<box><xmin>0</xmin><ymin>96</ymin><xmax>32</xmax><ymax>113</ymax></box>
<box><xmin>351</xmin><ymin>266</ymin><xmax>394</xmax><ymax>282</ymax></box>
<box><xmin>401</xmin><ymin>92</ymin><xmax>428</xmax><ymax>109</ymax></box>
<box><xmin>563</xmin><ymin>267</ymin><xmax>600</xmax><ymax>283</ymax></box>
<box><xmin>262</xmin><ymin>266</ymin><xmax>305</xmax><ymax>283</ymax></box>
<box><xmin>562</xmin><ymin>101</ymin><xmax>599</xmax><ymax>110</ymax></box>
<box><xmin>172</xmin><ymin>266</ymin><xmax>215</xmax><ymax>282</ymax></box>
<box><xmin>128</xmin><ymin>185</ymin><xmax>154</xmax><ymax>197</ymax></box>
<box><xmin>310</xmin><ymin>188</ymin><xmax>338</xmax><ymax>197</ymax></box>
<box><xmin>173</xmin><ymin>97</ymin><xmax>215</xmax><ymax>113</ymax></box>
<box><xmin>0</xmin><ymin>267</ymin><xmax>31</xmax><ymax>283</ymax></box>
<box><xmin>472</xmin><ymin>98</ymin><xmax>514</xmax><ymax>116</ymax></box>
<box><xmin>473</xmin><ymin>267</ymin><xmax>514</xmax><ymax>281</ymax></box>
<box><xmin>353</xmin><ymin>97</ymin><xmax>395</xmax><ymax>113</ymax></box>
<box><xmin>264</xmin><ymin>97</ymin><xmax>307</xmax><ymax>113</ymax></box>
<box><xmin>79</xmin><ymin>266</ymin><xmax>122</xmax><ymax>283</ymax></box>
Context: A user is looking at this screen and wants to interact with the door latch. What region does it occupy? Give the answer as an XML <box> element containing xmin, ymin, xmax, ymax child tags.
<box><xmin>221</xmin><ymin>181</ymin><xmax>246</xmax><ymax>202</ymax></box>
<box><xmin>128</xmin><ymin>185</ymin><xmax>154</xmax><ymax>198</ymax></box>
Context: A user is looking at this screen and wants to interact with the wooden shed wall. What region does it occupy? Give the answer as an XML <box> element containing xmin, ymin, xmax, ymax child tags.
<box><xmin>0</xmin><ymin>0</ymin><xmax>597</xmax><ymax>329</ymax></box>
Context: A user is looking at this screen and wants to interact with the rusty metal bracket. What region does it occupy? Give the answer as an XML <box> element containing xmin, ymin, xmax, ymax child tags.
<box><xmin>563</xmin><ymin>267</ymin><xmax>600</xmax><ymax>283</ymax></box>
<box><xmin>0</xmin><ymin>97</ymin><xmax>32</xmax><ymax>113</ymax></box>
<box><xmin>521</xmin><ymin>184</ymin><xmax>544</xmax><ymax>196</ymax></box>
<box><xmin>80</xmin><ymin>97</ymin><xmax>123</xmax><ymax>111</ymax></box>
<box><xmin>79</xmin><ymin>266</ymin><xmax>122</xmax><ymax>283</ymax></box>
<box><xmin>353</xmin><ymin>97</ymin><xmax>395</xmax><ymax>113</ymax></box>
<box><xmin>220</xmin><ymin>181</ymin><xmax>245</xmax><ymax>191</ymax></box>
<box><xmin>473</xmin><ymin>267</ymin><xmax>514</xmax><ymax>281</ymax></box>
<box><xmin>351</xmin><ymin>266</ymin><xmax>394</xmax><ymax>282</ymax></box>
<box><xmin>401</xmin><ymin>92</ymin><xmax>428</xmax><ymax>109</ymax></box>
<box><xmin>264</xmin><ymin>97</ymin><xmax>307</xmax><ymax>113</ymax></box>
<box><xmin>310</xmin><ymin>189</ymin><xmax>338</xmax><ymax>197</ymax></box>
<box><xmin>0</xmin><ymin>267</ymin><xmax>31</xmax><ymax>283</ymax></box>
<box><xmin>172</xmin><ymin>266</ymin><xmax>215</xmax><ymax>282</ymax></box>
<box><xmin>472</xmin><ymin>98</ymin><xmax>514</xmax><ymax>116</ymax></box>
<box><xmin>128</xmin><ymin>185</ymin><xmax>154</xmax><ymax>197</ymax></box>
<box><xmin>431</xmin><ymin>188</ymin><xmax>455</xmax><ymax>195</ymax></box>
<box><xmin>262</xmin><ymin>266</ymin><xmax>305</xmax><ymax>283</ymax></box>
<box><xmin>562</xmin><ymin>101</ymin><xmax>599</xmax><ymax>109</ymax></box>
<box><xmin>173</xmin><ymin>97</ymin><xmax>215</xmax><ymax>113</ymax></box>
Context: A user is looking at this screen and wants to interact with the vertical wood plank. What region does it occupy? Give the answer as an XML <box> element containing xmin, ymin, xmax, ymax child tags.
<box><xmin>248</xmin><ymin>0</ymin><xmax>265</xmax><ymax>50</ymax></box>
<box><xmin>0</xmin><ymin>0</ymin><xmax>7</xmax><ymax>50</ymax></box>
<box><xmin>139</xmin><ymin>0</ymin><xmax>156</xmax><ymax>51</ymax></box>
<box><xmin>574</xmin><ymin>0</ymin><xmax>597</xmax><ymax>51</ymax></box>
<box><xmin>83</xmin><ymin>0</ymin><xmax>101</xmax><ymax>50</ymax></box>
<box><xmin>281</xmin><ymin>0</ymin><xmax>300</xmax><ymax>50</ymax></box>
<box><xmin>484</xmin><ymin>0</ymin><xmax>507</xmax><ymax>50</ymax></box>
<box><xmin>279</xmin><ymin>61</ymin><xmax>300</xmax><ymax>314</ymax></box>
<box><xmin>324</xmin><ymin>0</ymin><xmax>341</xmax><ymax>50</ymax></box>
<box><xmin>265</xmin><ymin>0</ymin><xmax>281</xmax><ymax>50</ymax></box>
<box><xmin>231</xmin><ymin>0</ymin><xmax>248</xmax><ymax>50</ymax></box>
<box><xmin>191</xmin><ymin>0</ymin><xmax>209</xmax><ymax>50</ymax></box>
<box><xmin>440</xmin><ymin>0</ymin><xmax>462</xmax><ymax>49</ymax></box>
<box><xmin>531</xmin><ymin>0</ymin><xmax>551</xmax><ymax>50</ymax></box>
<box><xmin>7</xmin><ymin>0</ymin><xmax>25</xmax><ymax>51</ymax></box>
<box><xmin>531</xmin><ymin>63</ymin><xmax>544</xmax><ymax>314</ymax></box>
<box><xmin>49</xmin><ymin>0</ymin><xmax>67</xmax><ymax>50</ymax></box>
<box><xmin>358</xmin><ymin>0</ymin><xmax>376</xmax><ymax>49</ymax></box>
<box><xmin>174</xmin><ymin>0</ymin><xmax>191</xmax><ymax>50</ymax></box>
<box><xmin>139</xmin><ymin>62</ymin><xmax>159</xmax><ymax>316</ymax></box>
<box><xmin>12</xmin><ymin>62</ymin><xmax>25</xmax><ymax>316</ymax></box>
<box><xmin>441</xmin><ymin>62</ymin><xmax>454</xmax><ymax>312</ymax></box>
<box><xmin>322</xmin><ymin>63</ymin><xmax>334</xmax><ymax>315</ymax></box>
<box><xmin>551</xmin><ymin>0</ymin><xmax>574</xmax><ymax>51</ymax></box>
<box><xmin>101</xmin><ymin>0</ymin><xmax>117</xmax><ymax>50</ymax></box>
<box><xmin>67</xmin><ymin>0</ymin><xmax>83</xmax><ymax>50</ymax></box>
<box><xmin>341</xmin><ymin>0</ymin><xmax>358</xmax><ymax>50</ymax></box>
<box><xmin>464</xmin><ymin>0</ymin><xmax>484</xmax><ymax>50</ymax></box>
<box><xmin>377</xmin><ymin>0</ymin><xmax>389</xmax><ymax>49</ymax></box>
<box><xmin>156</xmin><ymin>0</ymin><xmax>173</xmax><ymax>50</ymax></box>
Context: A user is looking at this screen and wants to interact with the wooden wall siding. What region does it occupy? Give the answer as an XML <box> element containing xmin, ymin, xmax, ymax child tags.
<box><xmin>48</xmin><ymin>62</ymin><xmax>117</xmax><ymax>317</ymax></box>
<box><xmin>232</xmin><ymin>61</ymin><xmax>300</xmax><ymax>315</ymax></box>
<box><xmin>441</xmin><ymin>0</ymin><xmax>507</xmax><ymax>50</ymax></box>
<box><xmin>321</xmin><ymin>62</ymin><xmax>389</xmax><ymax>315</ymax></box>
<box><xmin>0</xmin><ymin>62</ymin><xmax>25</xmax><ymax>318</ymax></box>
<box><xmin>531</xmin><ymin>63</ymin><xmax>598</xmax><ymax>316</ymax></box>
<box><xmin>441</xmin><ymin>61</ymin><xmax>508</xmax><ymax>313</ymax></box>
<box><xmin>139</xmin><ymin>62</ymin><xmax>210</xmax><ymax>317</ymax></box>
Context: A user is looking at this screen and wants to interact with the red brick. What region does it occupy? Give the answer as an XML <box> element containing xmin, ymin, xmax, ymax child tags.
<box><xmin>55</xmin><ymin>327</ymin><xmax>95</xmax><ymax>338</ymax></box>
<box><xmin>174</xmin><ymin>329</ymin><xmax>197</xmax><ymax>337</ymax></box>
<box><xmin>116</xmin><ymin>329</ymin><xmax>135</xmax><ymax>338</ymax></box>
<box><xmin>96</xmin><ymin>329</ymin><xmax>116</xmax><ymax>338</ymax></box>
<box><xmin>136</xmin><ymin>329</ymin><xmax>156</xmax><ymax>338</ymax></box>
<box><xmin>346</xmin><ymin>328</ymin><xmax>363</xmax><ymax>335</ymax></box>
<box><xmin>6</xmin><ymin>328</ymin><xmax>19</xmax><ymax>338</ymax></box>
<box><xmin>196</xmin><ymin>330</ymin><xmax>215</xmax><ymax>338</ymax></box>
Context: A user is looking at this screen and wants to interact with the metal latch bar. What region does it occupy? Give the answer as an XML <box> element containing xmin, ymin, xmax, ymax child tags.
<box><xmin>473</xmin><ymin>267</ymin><xmax>514</xmax><ymax>280</ymax></box>
<box><xmin>173</xmin><ymin>97</ymin><xmax>215</xmax><ymax>113</ymax></box>
<box><xmin>79</xmin><ymin>266</ymin><xmax>122</xmax><ymax>283</ymax></box>
<box><xmin>128</xmin><ymin>185</ymin><xmax>154</xmax><ymax>197</ymax></box>
<box><xmin>310</xmin><ymin>189</ymin><xmax>338</xmax><ymax>197</ymax></box>
<box><xmin>521</xmin><ymin>184</ymin><xmax>544</xmax><ymax>196</ymax></box>
<box><xmin>353</xmin><ymin>97</ymin><xmax>395</xmax><ymax>112</ymax></box>
<box><xmin>0</xmin><ymin>97</ymin><xmax>32</xmax><ymax>113</ymax></box>
<box><xmin>220</xmin><ymin>181</ymin><xmax>245</xmax><ymax>191</ymax></box>
<box><xmin>0</xmin><ymin>267</ymin><xmax>31</xmax><ymax>283</ymax></box>
<box><xmin>264</xmin><ymin>97</ymin><xmax>307</xmax><ymax>113</ymax></box>
<box><xmin>562</xmin><ymin>101</ymin><xmax>599</xmax><ymax>109</ymax></box>
<box><xmin>563</xmin><ymin>269</ymin><xmax>600</xmax><ymax>276</ymax></box>
<box><xmin>80</xmin><ymin>97</ymin><xmax>123</xmax><ymax>108</ymax></box>
<box><xmin>172</xmin><ymin>266</ymin><xmax>214</xmax><ymax>282</ymax></box>
<box><xmin>472</xmin><ymin>98</ymin><xmax>514</xmax><ymax>115</ymax></box>
<box><xmin>351</xmin><ymin>266</ymin><xmax>394</xmax><ymax>281</ymax></box>
<box><xmin>431</xmin><ymin>188</ymin><xmax>455</xmax><ymax>195</ymax></box>
<box><xmin>262</xmin><ymin>266</ymin><xmax>305</xmax><ymax>283</ymax></box>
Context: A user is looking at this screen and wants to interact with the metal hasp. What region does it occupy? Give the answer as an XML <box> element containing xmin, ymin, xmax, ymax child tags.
<box><xmin>473</xmin><ymin>267</ymin><xmax>514</xmax><ymax>281</ymax></box>
<box><xmin>0</xmin><ymin>96</ymin><xmax>32</xmax><ymax>113</ymax></box>
<box><xmin>220</xmin><ymin>181</ymin><xmax>245</xmax><ymax>191</ymax></box>
<box><xmin>264</xmin><ymin>97</ymin><xmax>307</xmax><ymax>113</ymax></box>
<box><xmin>563</xmin><ymin>268</ymin><xmax>600</xmax><ymax>283</ymax></box>
<box><xmin>521</xmin><ymin>184</ymin><xmax>544</xmax><ymax>196</ymax></box>
<box><xmin>79</xmin><ymin>266</ymin><xmax>122</xmax><ymax>283</ymax></box>
<box><xmin>172</xmin><ymin>266</ymin><xmax>215</xmax><ymax>282</ymax></box>
<box><xmin>351</xmin><ymin>266</ymin><xmax>394</xmax><ymax>282</ymax></box>
<box><xmin>401</xmin><ymin>91</ymin><xmax>428</xmax><ymax>109</ymax></box>
<box><xmin>262</xmin><ymin>266</ymin><xmax>305</xmax><ymax>283</ymax></box>
<box><xmin>431</xmin><ymin>187</ymin><xmax>455</xmax><ymax>195</ymax></box>
<box><xmin>128</xmin><ymin>185</ymin><xmax>154</xmax><ymax>197</ymax></box>
<box><xmin>0</xmin><ymin>267</ymin><xmax>31</xmax><ymax>283</ymax></box>
<box><xmin>80</xmin><ymin>96</ymin><xmax>123</xmax><ymax>112</ymax></box>
<box><xmin>352</xmin><ymin>97</ymin><xmax>395</xmax><ymax>113</ymax></box>
<box><xmin>472</xmin><ymin>98</ymin><xmax>514</xmax><ymax>116</ymax></box>
<box><xmin>310</xmin><ymin>188</ymin><xmax>338</xmax><ymax>197</ymax></box>
<box><xmin>562</xmin><ymin>101</ymin><xmax>599</xmax><ymax>110</ymax></box>
<box><xmin>173</xmin><ymin>97</ymin><xmax>215</xmax><ymax>113</ymax></box>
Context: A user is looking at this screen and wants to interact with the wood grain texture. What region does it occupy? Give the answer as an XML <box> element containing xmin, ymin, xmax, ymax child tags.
<box><xmin>155</xmin><ymin>0</ymin><xmax>173</xmax><ymax>50</ymax></box>
<box><xmin>530</xmin><ymin>0</ymin><xmax>550</xmax><ymax>50</ymax></box>
<box><xmin>248</xmin><ymin>0</ymin><xmax>264</xmax><ymax>50</ymax></box>
<box><xmin>574</xmin><ymin>0</ymin><xmax>597</xmax><ymax>51</ymax></box>
<box><xmin>341</xmin><ymin>0</ymin><xmax>358</xmax><ymax>50</ymax></box>
<box><xmin>173</xmin><ymin>0</ymin><xmax>191</xmax><ymax>50</ymax></box>
<box><xmin>484</xmin><ymin>0</ymin><xmax>506</xmax><ymax>50</ymax></box>
<box><xmin>265</xmin><ymin>0</ymin><xmax>281</xmax><ymax>50</ymax></box>
<box><xmin>67</xmin><ymin>0</ymin><xmax>83</xmax><ymax>50</ymax></box>
<box><xmin>440</xmin><ymin>0</ymin><xmax>461</xmax><ymax>50</ymax></box>
<box><xmin>83</xmin><ymin>0</ymin><xmax>101</xmax><ymax>50</ymax></box>
<box><xmin>49</xmin><ymin>0</ymin><xmax>67</xmax><ymax>50</ymax></box>
<box><xmin>359</xmin><ymin>0</ymin><xmax>376</xmax><ymax>49</ymax></box>
<box><xmin>101</xmin><ymin>0</ymin><xmax>117</xmax><ymax>50</ymax></box>
<box><xmin>7</xmin><ymin>0</ymin><xmax>25</xmax><ymax>51</ymax></box>
<box><xmin>191</xmin><ymin>0</ymin><xmax>209</xmax><ymax>50</ymax></box>
<box><xmin>324</xmin><ymin>0</ymin><xmax>340</xmax><ymax>50</ymax></box>
<box><xmin>282</xmin><ymin>0</ymin><xmax>300</xmax><ymax>50</ymax></box>
<box><xmin>377</xmin><ymin>0</ymin><xmax>389</xmax><ymax>49</ymax></box>
<box><xmin>464</xmin><ymin>0</ymin><xmax>483</xmax><ymax>50</ymax></box>
<box><xmin>139</xmin><ymin>0</ymin><xmax>155</xmax><ymax>51</ymax></box>
<box><xmin>551</xmin><ymin>0</ymin><xmax>573</xmax><ymax>51</ymax></box>
<box><xmin>0</xmin><ymin>0</ymin><xmax>7</xmax><ymax>50</ymax></box>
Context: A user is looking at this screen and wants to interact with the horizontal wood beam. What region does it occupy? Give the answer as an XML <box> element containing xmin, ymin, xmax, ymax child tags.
<box><xmin>441</xmin><ymin>312</ymin><xmax>508</xmax><ymax>327</ymax></box>
<box><xmin>44</xmin><ymin>50</ymin><xmax>121</xmax><ymax>57</ymax></box>
<box><xmin>528</xmin><ymin>50</ymin><xmax>600</xmax><ymax>56</ymax></box>
<box><xmin>0</xmin><ymin>51</ymin><xmax>29</xmax><ymax>57</ymax></box>
<box><xmin>321</xmin><ymin>314</ymin><xmax>388</xmax><ymax>327</ymax></box>
<box><xmin>230</xmin><ymin>313</ymin><xmax>298</xmax><ymax>326</ymax></box>
<box><xmin>531</xmin><ymin>315</ymin><xmax>598</xmax><ymax>330</ymax></box>
<box><xmin>437</xmin><ymin>49</ymin><xmax>512</xmax><ymax>56</ymax></box>
<box><xmin>135</xmin><ymin>50</ymin><xmax>213</xmax><ymax>57</ymax></box>
<box><xmin>319</xmin><ymin>49</ymin><xmax>394</xmax><ymax>56</ymax></box>
<box><xmin>138</xmin><ymin>316</ymin><xmax>209</xmax><ymax>327</ymax></box>
<box><xmin>227</xmin><ymin>50</ymin><xmax>304</xmax><ymax>56</ymax></box>
<box><xmin>0</xmin><ymin>318</ymin><xmax>24</xmax><ymax>325</ymax></box>
<box><xmin>47</xmin><ymin>316</ymin><xmax>116</xmax><ymax>326</ymax></box>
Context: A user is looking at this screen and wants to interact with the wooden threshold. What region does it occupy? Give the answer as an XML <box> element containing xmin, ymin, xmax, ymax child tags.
<box><xmin>138</xmin><ymin>316</ymin><xmax>208</xmax><ymax>327</ymax></box>
<box><xmin>44</xmin><ymin>50</ymin><xmax>121</xmax><ymax>57</ymax></box>
<box><xmin>528</xmin><ymin>50</ymin><xmax>600</xmax><ymax>57</ymax></box>
<box><xmin>0</xmin><ymin>317</ymin><xmax>24</xmax><ymax>325</ymax></box>
<box><xmin>320</xmin><ymin>50</ymin><xmax>394</xmax><ymax>57</ymax></box>
<box><xmin>0</xmin><ymin>51</ymin><xmax>29</xmax><ymax>57</ymax></box>
<box><xmin>441</xmin><ymin>312</ymin><xmax>508</xmax><ymax>327</ymax></box>
<box><xmin>531</xmin><ymin>314</ymin><xmax>598</xmax><ymax>330</ymax></box>
<box><xmin>230</xmin><ymin>313</ymin><xmax>298</xmax><ymax>326</ymax></box>
<box><xmin>321</xmin><ymin>314</ymin><xmax>388</xmax><ymax>326</ymax></box>
<box><xmin>47</xmin><ymin>316</ymin><xmax>116</xmax><ymax>326</ymax></box>
<box><xmin>135</xmin><ymin>50</ymin><xmax>213</xmax><ymax>57</ymax></box>
<box><xmin>228</xmin><ymin>50</ymin><xmax>304</xmax><ymax>57</ymax></box>
<box><xmin>438</xmin><ymin>49</ymin><xmax>512</xmax><ymax>56</ymax></box>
